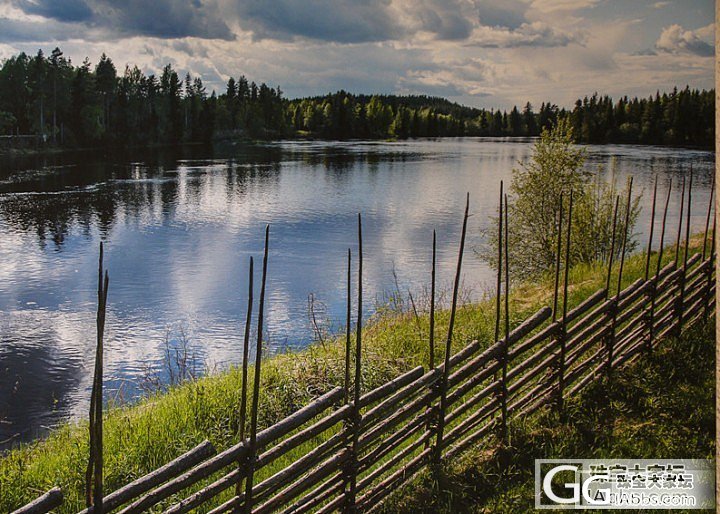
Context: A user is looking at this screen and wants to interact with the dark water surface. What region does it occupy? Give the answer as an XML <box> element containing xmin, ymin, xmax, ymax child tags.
<box><xmin>0</xmin><ymin>138</ymin><xmax>713</xmax><ymax>448</ymax></box>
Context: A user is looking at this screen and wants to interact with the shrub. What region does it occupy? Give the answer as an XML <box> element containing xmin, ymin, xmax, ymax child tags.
<box><xmin>482</xmin><ymin>118</ymin><xmax>640</xmax><ymax>280</ymax></box>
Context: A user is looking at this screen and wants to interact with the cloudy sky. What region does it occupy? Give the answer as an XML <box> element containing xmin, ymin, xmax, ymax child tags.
<box><xmin>0</xmin><ymin>0</ymin><xmax>714</xmax><ymax>109</ymax></box>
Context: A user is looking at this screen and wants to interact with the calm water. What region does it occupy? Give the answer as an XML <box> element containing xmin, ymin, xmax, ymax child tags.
<box><xmin>0</xmin><ymin>138</ymin><xmax>713</xmax><ymax>448</ymax></box>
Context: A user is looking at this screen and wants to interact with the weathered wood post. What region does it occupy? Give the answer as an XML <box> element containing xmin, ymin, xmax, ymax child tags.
<box><xmin>492</xmin><ymin>182</ymin><xmax>503</xmax><ymax>430</ymax></box>
<box><xmin>605</xmin><ymin>196</ymin><xmax>619</xmax><ymax>373</ymax></box>
<box><xmin>706</xmin><ymin>217</ymin><xmax>716</xmax><ymax>322</ymax></box>
<box><xmin>86</xmin><ymin>243</ymin><xmax>109</xmax><ymax>513</ymax></box>
<box><xmin>643</xmin><ymin>178</ymin><xmax>658</xmax><ymax>352</ymax></box>
<box><xmin>559</xmin><ymin>192</ymin><xmax>573</xmax><ymax>413</ymax></box>
<box><xmin>433</xmin><ymin>194</ymin><xmax>469</xmax><ymax>466</ymax></box>
<box><xmin>674</xmin><ymin>176</ymin><xmax>686</xmax><ymax>268</ymax></box>
<box><xmin>702</xmin><ymin>177</ymin><xmax>715</xmax><ymax>261</ymax></box>
<box><xmin>552</xmin><ymin>195</ymin><xmax>563</xmax><ymax>411</ymax></box>
<box><xmin>244</xmin><ymin>225</ymin><xmax>269</xmax><ymax>514</ymax></box>
<box><xmin>425</xmin><ymin>231</ymin><xmax>437</xmax><ymax>452</ymax></box>
<box><xmin>12</xmin><ymin>488</ymin><xmax>64</xmax><ymax>514</ymax></box>
<box><xmin>345</xmin><ymin>249</ymin><xmax>352</xmax><ymax>404</ymax></box>
<box><xmin>430</xmin><ymin>230</ymin><xmax>436</xmax><ymax>369</ymax></box>
<box><xmin>677</xmin><ymin>171</ymin><xmax>692</xmax><ymax>333</ymax></box>
<box><xmin>650</xmin><ymin>181</ymin><xmax>673</xmax><ymax>349</ymax></box>
<box><xmin>703</xmin><ymin>178</ymin><xmax>715</xmax><ymax>322</ymax></box>
<box><xmin>552</xmin><ymin>195</ymin><xmax>564</xmax><ymax>321</ymax></box>
<box><xmin>345</xmin><ymin>215</ymin><xmax>363</xmax><ymax>513</ymax></box>
<box><xmin>234</xmin><ymin>256</ymin><xmax>253</xmax><ymax>509</ymax></box>
<box><xmin>605</xmin><ymin>195</ymin><xmax>620</xmax><ymax>296</ymax></box>
<box><xmin>501</xmin><ymin>193</ymin><xmax>510</xmax><ymax>443</ymax></box>
<box><xmin>495</xmin><ymin>182</ymin><xmax>503</xmax><ymax>343</ymax></box>
<box><xmin>644</xmin><ymin>178</ymin><xmax>658</xmax><ymax>283</ymax></box>
<box><xmin>341</xmin><ymin>246</ymin><xmax>353</xmax><ymax>510</ymax></box>
<box><xmin>609</xmin><ymin>178</ymin><xmax>633</xmax><ymax>374</ymax></box>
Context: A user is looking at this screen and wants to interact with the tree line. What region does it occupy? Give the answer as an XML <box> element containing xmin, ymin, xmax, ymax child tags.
<box><xmin>293</xmin><ymin>89</ymin><xmax>714</xmax><ymax>147</ymax></box>
<box><xmin>0</xmin><ymin>48</ymin><xmax>286</xmax><ymax>146</ymax></box>
<box><xmin>0</xmin><ymin>48</ymin><xmax>713</xmax><ymax>148</ymax></box>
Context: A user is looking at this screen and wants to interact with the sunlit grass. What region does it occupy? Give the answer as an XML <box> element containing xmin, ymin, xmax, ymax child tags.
<box><xmin>379</xmin><ymin>320</ymin><xmax>714</xmax><ymax>513</ymax></box>
<box><xmin>0</xmin><ymin>235</ymin><xmax>710</xmax><ymax>512</ymax></box>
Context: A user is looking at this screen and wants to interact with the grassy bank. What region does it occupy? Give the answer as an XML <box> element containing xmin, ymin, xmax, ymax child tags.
<box><xmin>0</xmin><ymin>235</ymin><xmax>712</xmax><ymax>512</ymax></box>
<box><xmin>379</xmin><ymin>320</ymin><xmax>715</xmax><ymax>513</ymax></box>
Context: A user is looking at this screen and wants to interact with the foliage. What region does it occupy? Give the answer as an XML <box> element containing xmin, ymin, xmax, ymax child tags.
<box><xmin>0</xmin><ymin>48</ymin><xmax>288</xmax><ymax>146</ymax></box>
<box><xmin>0</xmin><ymin>111</ymin><xmax>15</xmax><ymax>133</ymax></box>
<box><xmin>569</xmin><ymin>88</ymin><xmax>715</xmax><ymax>147</ymax></box>
<box><xmin>482</xmin><ymin>119</ymin><xmax>640</xmax><ymax>281</ymax></box>
<box><xmin>287</xmin><ymin>92</ymin><xmax>467</xmax><ymax>139</ymax></box>
<box><xmin>0</xmin><ymin>48</ymin><xmax>713</xmax><ymax>147</ymax></box>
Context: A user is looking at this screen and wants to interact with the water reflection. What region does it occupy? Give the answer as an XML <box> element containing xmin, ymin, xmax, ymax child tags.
<box><xmin>0</xmin><ymin>138</ymin><xmax>713</xmax><ymax>448</ymax></box>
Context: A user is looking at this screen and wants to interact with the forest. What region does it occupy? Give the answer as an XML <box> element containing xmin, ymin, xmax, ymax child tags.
<box><xmin>0</xmin><ymin>48</ymin><xmax>714</xmax><ymax>149</ymax></box>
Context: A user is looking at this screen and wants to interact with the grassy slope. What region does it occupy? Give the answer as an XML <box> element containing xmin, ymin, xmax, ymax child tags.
<box><xmin>0</xmin><ymin>236</ymin><xmax>712</xmax><ymax>512</ymax></box>
<box><xmin>380</xmin><ymin>321</ymin><xmax>715</xmax><ymax>513</ymax></box>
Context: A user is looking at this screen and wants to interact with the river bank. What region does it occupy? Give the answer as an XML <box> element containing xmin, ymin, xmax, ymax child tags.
<box><xmin>0</xmin><ymin>138</ymin><xmax>713</xmax><ymax>455</ymax></box>
<box><xmin>0</xmin><ymin>136</ymin><xmax>714</xmax><ymax>160</ymax></box>
<box><xmin>0</xmin><ymin>235</ymin><xmax>711</xmax><ymax>512</ymax></box>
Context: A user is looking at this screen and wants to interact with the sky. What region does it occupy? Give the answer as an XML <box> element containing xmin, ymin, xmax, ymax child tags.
<box><xmin>0</xmin><ymin>0</ymin><xmax>714</xmax><ymax>109</ymax></box>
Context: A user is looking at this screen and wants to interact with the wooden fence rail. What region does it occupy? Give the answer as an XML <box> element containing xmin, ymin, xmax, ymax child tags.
<box><xmin>12</xmin><ymin>177</ymin><xmax>716</xmax><ymax>514</ymax></box>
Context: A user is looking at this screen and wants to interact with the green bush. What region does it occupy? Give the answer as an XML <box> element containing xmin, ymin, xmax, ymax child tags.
<box><xmin>482</xmin><ymin>118</ymin><xmax>640</xmax><ymax>280</ymax></box>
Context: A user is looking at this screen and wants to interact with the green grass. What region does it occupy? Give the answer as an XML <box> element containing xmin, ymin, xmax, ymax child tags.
<box><xmin>0</xmin><ymin>235</ymin><xmax>712</xmax><ymax>512</ymax></box>
<box><xmin>379</xmin><ymin>321</ymin><xmax>715</xmax><ymax>513</ymax></box>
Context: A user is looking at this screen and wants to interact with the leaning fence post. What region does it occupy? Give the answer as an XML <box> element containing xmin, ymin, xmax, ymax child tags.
<box><xmin>674</xmin><ymin>176</ymin><xmax>686</xmax><ymax>269</ymax></box>
<box><xmin>552</xmin><ymin>195</ymin><xmax>564</xmax><ymax>320</ymax></box>
<box><xmin>559</xmin><ymin>192</ymin><xmax>572</xmax><ymax>413</ymax></box>
<box><xmin>492</xmin><ymin>183</ymin><xmax>503</xmax><ymax>432</ymax></box>
<box><xmin>605</xmin><ymin>196</ymin><xmax>620</xmax><ymax>297</ymax></box>
<box><xmin>644</xmin><ymin>178</ymin><xmax>658</xmax><ymax>283</ymax></box>
<box><xmin>244</xmin><ymin>226</ymin><xmax>269</xmax><ymax>514</ymax></box>
<box><xmin>643</xmin><ymin>178</ymin><xmax>658</xmax><ymax>352</ymax></box>
<box><xmin>341</xmin><ymin>247</ymin><xmax>353</xmax><ymax>510</ymax></box>
<box><xmin>678</xmin><ymin>171</ymin><xmax>692</xmax><ymax>333</ymax></box>
<box><xmin>609</xmin><ymin>179</ymin><xmax>633</xmax><ymax>372</ymax></box>
<box><xmin>430</xmin><ymin>230</ymin><xmax>436</xmax><ymax>369</ymax></box>
<box><xmin>670</xmin><ymin>173</ymin><xmax>686</xmax><ymax>338</ymax></box>
<box><xmin>433</xmin><ymin>194</ymin><xmax>469</xmax><ymax>467</ymax></box>
<box><xmin>85</xmin><ymin>243</ymin><xmax>101</xmax><ymax>508</ymax></box>
<box><xmin>649</xmin><ymin>180</ymin><xmax>672</xmax><ymax>350</ymax></box>
<box><xmin>234</xmin><ymin>256</ymin><xmax>253</xmax><ymax>509</ymax></box>
<box><xmin>706</xmin><ymin>216</ymin><xmax>716</xmax><ymax>322</ymax></box>
<box><xmin>702</xmin><ymin>177</ymin><xmax>715</xmax><ymax>261</ymax></box>
<box><xmin>552</xmin><ymin>195</ymin><xmax>563</xmax><ymax>411</ymax></box>
<box><xmin>86</xmin><ymin>243</ymin><xmax>109</xmax><ymax>513</ymax></box>
<box><xmin>345</xmin><ymin>249</ymin><xmax>352</xmax><ymax>404</ymax></box>
<box><xmin>703</xmin><ymin>179</ymin><xmax>715</xmax><ymax>322</ymax></box>
<box><xmin>345</xmin><ymin>215</ymin><xmax>363</xmax><ymax>513</ymax></box>
<box><xmin>501</xmin><ymin>193</ymin><xmax>510</xmax><ymax>443</ymax></box>
<box><xmin>425</xmin><ymin>231</ymin><xmax>437</xmax><ymax>452</ymax></box>
<box><xmin>605</xmin><ymin>196</ymin><xmax>620</xmax><ymax>373</ymax></box>
<box><xmin>494</xmin><ymin>182</ymin><xmax>503</xmax><ymax>342</ymax></box>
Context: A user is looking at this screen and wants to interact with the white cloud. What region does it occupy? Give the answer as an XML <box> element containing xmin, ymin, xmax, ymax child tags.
<box><xmin>0</xmin><ymin>0</ymin><xmax>713</xmax><ymax>111</ymax></box>
<box><xmin>655</xmin><ymin>23</ymin><xmax>714</xmax><ymax>57</ymax></box>
<box><xmin>695</xmin><ymin>23</ymin><xmax>714</xmax><ymax>41</ymax></box>
<box><xmin>466</xmin><ymin>21</ymin><xmax>584</xmax><ymax>48</ymax></box>
<box><xmin>529</xmin><ymin>0</ymin><xmax>600</xmax><ymax>13</ymax></box>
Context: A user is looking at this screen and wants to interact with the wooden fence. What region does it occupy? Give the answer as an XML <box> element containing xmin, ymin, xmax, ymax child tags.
<box><xmin>12</xmin><ymin>175</ymin><xmax>717</xmax><ymax>514</ymax></box>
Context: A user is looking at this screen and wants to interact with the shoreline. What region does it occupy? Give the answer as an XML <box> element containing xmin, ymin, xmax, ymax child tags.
<box><xmin>0</xmin><ymin>236</ymin><xmax>710</xmax><ymax>511</ymax></box>
<box><xmin>0</xmin><ymin>135</ymin><xmax>714</xmax><ymax>159</ymax></box>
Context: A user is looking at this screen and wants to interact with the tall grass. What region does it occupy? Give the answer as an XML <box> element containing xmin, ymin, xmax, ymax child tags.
<box><xmin>378</xmin><ymin>320</ymin><xmax>715</xmax><ymax>513</ymax></box>
<box><xmin>0</xmin><ymin>235</ymin><xmax>710</xmax><ymax>512</ymax></box>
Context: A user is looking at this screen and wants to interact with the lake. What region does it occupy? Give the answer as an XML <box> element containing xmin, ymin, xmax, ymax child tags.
<box><xmin>0</xmin><ymin>138</ymin><xmax>714</xmax><ymax>448</ymax></box>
